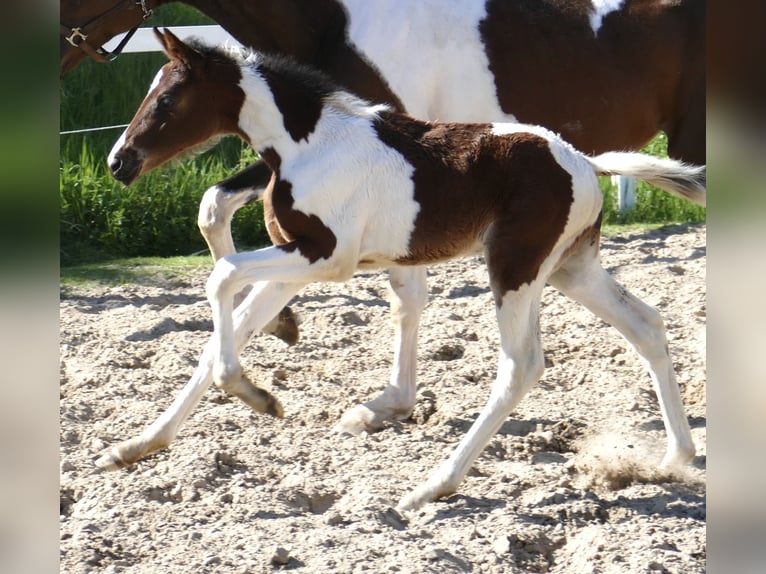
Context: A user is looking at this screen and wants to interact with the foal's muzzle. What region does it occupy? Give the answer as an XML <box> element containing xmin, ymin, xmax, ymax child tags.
<box><xmin>108</xmin><ymin>149</ymin><xmax>141</xmax><ymax>186</ymax></box>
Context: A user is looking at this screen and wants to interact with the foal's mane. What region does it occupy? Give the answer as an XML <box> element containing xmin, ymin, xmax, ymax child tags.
<box><xmin>185</xmin><ymin>37</ymin><xmax>391</xmax><ymax>119</ymax></box>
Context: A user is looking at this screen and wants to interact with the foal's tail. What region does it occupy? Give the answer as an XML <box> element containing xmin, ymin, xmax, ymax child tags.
<box><xmin>588</xmin><ymin>152</ymin><xmax>706</xmax><ymax>207</ymax></box>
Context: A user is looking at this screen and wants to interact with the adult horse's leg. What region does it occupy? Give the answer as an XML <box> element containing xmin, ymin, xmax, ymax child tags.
<box><xmin>197</xmin><ymin>161</ymin><xmax>299</xmax><ymax>345</ymax></box>
<box><xmin>547</xmin><ymin>235</ymin><xmax>695</xmax><ymax>468</ymax></box>
<box><xmin>666</xmin><ymin>78</ymin><xmax>706</xmax><ymax>167</ymax></box>
<box><xmin>334</xmin><ymin>266</ymin><xmax>429</xmax><ymax>434</ymax></box>
<box><xmin>95</xmin><ymin>280</ymin><xmax>304</xmax><ymax>470</ymax></box>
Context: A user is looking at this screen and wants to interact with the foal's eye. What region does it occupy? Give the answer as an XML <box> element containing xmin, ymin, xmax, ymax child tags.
<box><xmin>156</xmin><ymin>95</ymin><xmax>175</xmax><ymax>113</ymax></box>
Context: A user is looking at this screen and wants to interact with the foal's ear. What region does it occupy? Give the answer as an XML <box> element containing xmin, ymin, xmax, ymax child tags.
<box><xmin>153</xmin><ymin>27</ymin><xmax>200</xmax><ymax>69</ymax></box>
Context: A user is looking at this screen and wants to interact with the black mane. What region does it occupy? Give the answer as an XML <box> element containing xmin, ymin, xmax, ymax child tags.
<box><xmin>185</xmin><ymin>37</ymin><xmax>340</xmax><ymax>104</ymax></box>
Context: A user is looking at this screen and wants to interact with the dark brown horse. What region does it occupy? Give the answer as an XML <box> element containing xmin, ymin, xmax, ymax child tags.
<box><xmin>62</xmin><ymin>0</ymin><xmax>705</xmax><ymax>163</ymax></box>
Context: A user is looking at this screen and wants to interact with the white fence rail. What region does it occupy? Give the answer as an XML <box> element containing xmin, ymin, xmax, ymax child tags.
<box><xmin>103</xmin><ymin>25</ymin><xmax>240</xmax><ymax>53</ymax></box>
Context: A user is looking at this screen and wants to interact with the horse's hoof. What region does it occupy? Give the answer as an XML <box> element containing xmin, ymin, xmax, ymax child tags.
<box><xmin>264</xmin><ymin>392</ymin><xmax>284</xmax><ymax>418</ymax></box>
<box><xmin>95</xmin><ymin>447</ymin><xmax>131</xmax><ymax>471</ymax></box>
<box><xmin>233</xmin><ymin>378</ymin><xmax>284</xmax><ymax>418</ymax></box>
<box><xmin>263</xmin><ymin>307</ymin><xmax>300</xmax><ymax>346</ymax></box>
<box><xmin>333</xmin><ymin>405</ymin><xmax>378</xmax><ymax>435</ymax></box>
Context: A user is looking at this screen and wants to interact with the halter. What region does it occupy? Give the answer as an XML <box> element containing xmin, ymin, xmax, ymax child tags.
<box><xmin>61</xmin><ymin>0</ymin><xmax>153</xmax><ymax>63</ymax></box>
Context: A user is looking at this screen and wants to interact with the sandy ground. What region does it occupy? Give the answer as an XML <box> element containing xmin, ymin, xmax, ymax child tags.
<box><xmin>60</xmin><ymin>224</ymin><xmax>706</xmax><ymax>573</ymax></box>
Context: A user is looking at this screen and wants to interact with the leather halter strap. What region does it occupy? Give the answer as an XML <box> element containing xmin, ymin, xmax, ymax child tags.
<box><xmin>61</xmin><ymin>0</ymin><xmax>153</xmax><ymax>63</ymax></box>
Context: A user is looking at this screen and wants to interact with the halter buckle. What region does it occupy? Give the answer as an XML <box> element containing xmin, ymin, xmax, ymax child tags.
<box><xmin>137</xmin><ymin>0</ymin><xmax>153</xmax><ymax>20</ymax></box>
<box><xmin>65</xmin><ymin>27</ymin><xmax>88</xmax><ymax>47</ymax></box>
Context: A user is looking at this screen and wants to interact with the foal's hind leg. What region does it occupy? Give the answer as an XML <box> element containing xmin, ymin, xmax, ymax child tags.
<box><xmin>335</xmin><ymin>266</ymin><xmax>428</xmax><ymax>434</ymax></box>
<box><xmin>95</xmin><ymin>280</ymin><xmax>303</xmax><ymax>470</ymax></box>
<box><xmin>197</xmin><ymin>161</ymin><xmax>299</xmax><ymax>345</ymax></box>
<box><xmin>547</xmin><ymin>238</ymin><xmax>695</xmax><ymax>468</ymax></box>
<box><xmin>399</xmin><ymin>279</ymin><xmax>547</xmax><ymax>510</ymax></box>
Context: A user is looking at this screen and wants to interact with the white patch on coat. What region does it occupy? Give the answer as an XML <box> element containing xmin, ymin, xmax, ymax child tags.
<box><xmin>589</xmin><ymin>0</ymin><xmax>625</xmax><ymax>35</ymax></box>
<box><xmin>108</xmin><ymin>69</ymin><xmax>165</xmax><ymax>164</ymax></box>
<box><xmin>338</xmin><ymin>0</ymin><xmax>518</xmax><ymax>123</ymax></box>
<box><xmin>237</xmin><ymin>64</ymin><xmax>420</xmax><ymax>272</ymax></box>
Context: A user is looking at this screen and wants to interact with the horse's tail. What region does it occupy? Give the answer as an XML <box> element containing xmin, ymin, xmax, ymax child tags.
<box><xmin>588</xmin><ymin>152</ymin><xmax>706</xmax><ymax>207</ymax></box>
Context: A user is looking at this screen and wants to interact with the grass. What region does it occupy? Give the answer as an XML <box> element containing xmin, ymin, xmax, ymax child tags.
<box><xmin>60</xmin><ymin>255</ymin><xmax>211</xmax><ymax>292</ymax></box>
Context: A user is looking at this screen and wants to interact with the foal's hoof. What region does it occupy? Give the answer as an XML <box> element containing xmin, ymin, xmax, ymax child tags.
<box><xmin>95</xmin><ymin>448</ymin><xmax>131</xmax><ymax>471</ymax></box>
<box><xmin>262</xmin><ymin>307</ymin><xmax>300</xmax><ymax>346</ymax></box>
<box><xmin>231</xmin><ymin>378</ymin><xmax>284</xmax><ymax>418</ymax></box>
<box><xmin>397</xmin><ymin>478</ymin><xmax>455</xmax><ymax>512</ymax></box>
<box><xmin>333</xmin><ymin>405</ymin><xmax>380</xmax><ymax>436</ymax></box>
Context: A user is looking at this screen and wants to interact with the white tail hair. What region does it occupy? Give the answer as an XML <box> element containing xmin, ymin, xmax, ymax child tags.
<box><xmin>589</xmin><ymin>152</ymin><xmax>706</xmax><ymax>207</ymax></box>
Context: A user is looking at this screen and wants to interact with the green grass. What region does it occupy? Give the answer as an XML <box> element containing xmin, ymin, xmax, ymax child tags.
<box><xmin>59</xmin><ymin>5</ymin><xmax>705</xmax><ymax>265</ymax></box>
<box><xmin>60</xmin><ymin>254</ymin><xmax>211</xmax><ymax>291</ymax></box>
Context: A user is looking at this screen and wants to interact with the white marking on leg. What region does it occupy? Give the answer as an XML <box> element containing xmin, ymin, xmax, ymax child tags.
<box><xmin>198</xmin><ymin>184</ymin><xmax>263</xmax><ymax>262</ymax></box>
<box><xmin>399</xmin><ymin>281</ymin><xmax>546</xmax><ymax>510</ymax></box>
<box><xmin>207</xmin><ymin>246</ymin><xmax>345</xmax><ymax>393</ymax></box>
<box><xmin>95</xmin><ymin>280</ymin><xmax>303</xmax><ymax>469</ymax></box>
<box><xmin>335</xmin><ymin>266</ymin><xmax>428</xmax><ymax>433</ymax></box>
<box><xmin>548</xmin><ymin>248</ymin><xmax>695</xmax><ymax>468</ymax></box>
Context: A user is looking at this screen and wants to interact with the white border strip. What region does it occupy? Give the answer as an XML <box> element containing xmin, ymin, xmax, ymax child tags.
<box><xmin>102</xmin><ymin>25</ymin><xmax>240</xmax><ymax>53</ymax></box>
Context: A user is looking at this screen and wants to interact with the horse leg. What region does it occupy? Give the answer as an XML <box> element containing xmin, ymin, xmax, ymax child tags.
<box><xmin>206</xmin><ymin>246</ymin><xmax>344</xmax><ymax>409</ymax></box>
<box><xmin>665</xmin><ymin>77</ymin><xmax>706</xmax><ymax>166</ymax></box>
<box><xmin>399</xmin><ymin>277</ymin><xmax>546</xmax><ymax>510</ymax></box>
<box><xmin>197</xmin><ymin>161</ymin><xmax>300</xmax><ymax>345</ymax></box>
<box><xmin>335</xmin><ymin>266</ymin><xmax>429</xmax><ymax>434</ymax></box>
<box><xmin>95</xmin><ymin>280</ymin><xmax>304</xmax><ymax>470</ymax></box>
<box><xmin>547</xmin><ymin>235</ymin><xmax>695</xmax><ymax>468</ymax></box>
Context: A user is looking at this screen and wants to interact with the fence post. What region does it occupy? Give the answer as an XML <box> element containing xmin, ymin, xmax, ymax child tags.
<box><xmin>612</xmin><ymin>176</ymin><xmax>637</xmax><ymax>214</ymax></box>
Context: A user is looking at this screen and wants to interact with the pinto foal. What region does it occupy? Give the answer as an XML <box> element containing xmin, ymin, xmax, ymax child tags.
<box><xmin>105</xmin><ymin>29</ymin><xmax>703</xmax><ymax>510</ymax></box>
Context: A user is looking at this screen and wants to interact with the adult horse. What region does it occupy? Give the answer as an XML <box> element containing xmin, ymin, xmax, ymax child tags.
<box><xmin>61</xmin><ymin>0</ymin><xmax>705</xmax><ymax>166</ymax></box>
<box><xmin>63</xmin><ymin>0</ymin><xmax>705</xmax><ymax>448</ymax></box>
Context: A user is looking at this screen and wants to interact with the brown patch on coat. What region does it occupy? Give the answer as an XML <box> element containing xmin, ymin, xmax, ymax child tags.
<box><xmin>373</xmin><ymin>113</ymin><xmax>573</xmax><ymax>297</ymax></box>
<box><xmin>259</xmin><ymin>147</ymin><xmax>337</xmax><ymax>263</ymax></box>
<box><xmin>259</xmin><ymin>59</ymin><xmax>333</xmax><ymax>143</ymax></box>
<box><xmin>479</xmin><ymin>0</ymin><xmax>705</xmax><ymax>163</ymax></box>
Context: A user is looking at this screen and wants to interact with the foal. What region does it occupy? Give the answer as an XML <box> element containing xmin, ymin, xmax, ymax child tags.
<box><xmin>105</xmin><ymin>29</ymin><xmax>703</xmax><ymax>510</ymax></box>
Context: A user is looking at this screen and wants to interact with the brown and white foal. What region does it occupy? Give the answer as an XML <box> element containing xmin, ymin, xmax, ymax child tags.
<box><xmin>105</xmin><ymin>29</ymin><xmax>703</xmax><ymax>510</ymax></box>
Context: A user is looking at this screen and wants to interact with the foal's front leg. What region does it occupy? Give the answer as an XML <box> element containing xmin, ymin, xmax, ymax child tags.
<box><xmin>95</xmin><ymin>280</ymin><xmax>303</xmax><ymax>470</ymax></box>
<box><xmin>206</xmin><ymin>246</ymin><xmax>330</xmax><ymax>405</ymax></box>
<box><xmin>198</xmin><ymin>161</ymin><xmax>299</xmax><ymax>346</ymax></box>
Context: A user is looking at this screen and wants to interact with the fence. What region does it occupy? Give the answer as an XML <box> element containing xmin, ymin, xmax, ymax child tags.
<box><xmin>103</xmin><ymin>25</ymin><xmax>238</xmax><ymax>53</ymax></box>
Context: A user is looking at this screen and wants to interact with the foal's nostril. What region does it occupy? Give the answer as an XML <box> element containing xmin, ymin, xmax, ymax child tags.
<box><xmin>107</xmin><ymin>150</ymin><xmax>140</xmax><ymax>185</ymax></box>
<box><xmin>109</xmin><ymin>157</ymin><xmax>123</xmax><ymax>175</ymax></box>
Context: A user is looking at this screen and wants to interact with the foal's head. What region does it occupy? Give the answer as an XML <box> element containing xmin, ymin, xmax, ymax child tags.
<box><xmin>108</xmin><ymin>28</ymin><xmax>246</xmax><ymax>185</ymax></box>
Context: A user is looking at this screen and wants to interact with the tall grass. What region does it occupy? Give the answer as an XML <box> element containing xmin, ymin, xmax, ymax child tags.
<box><xmin>60</xmin><ymin>5</ymin><xmax>704</xmax><ymax>264</ymax></box>
<box><xmin>60</xmin><ymin>5</ymin><xmax>267</xmax><ymax>264</ymax></box>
